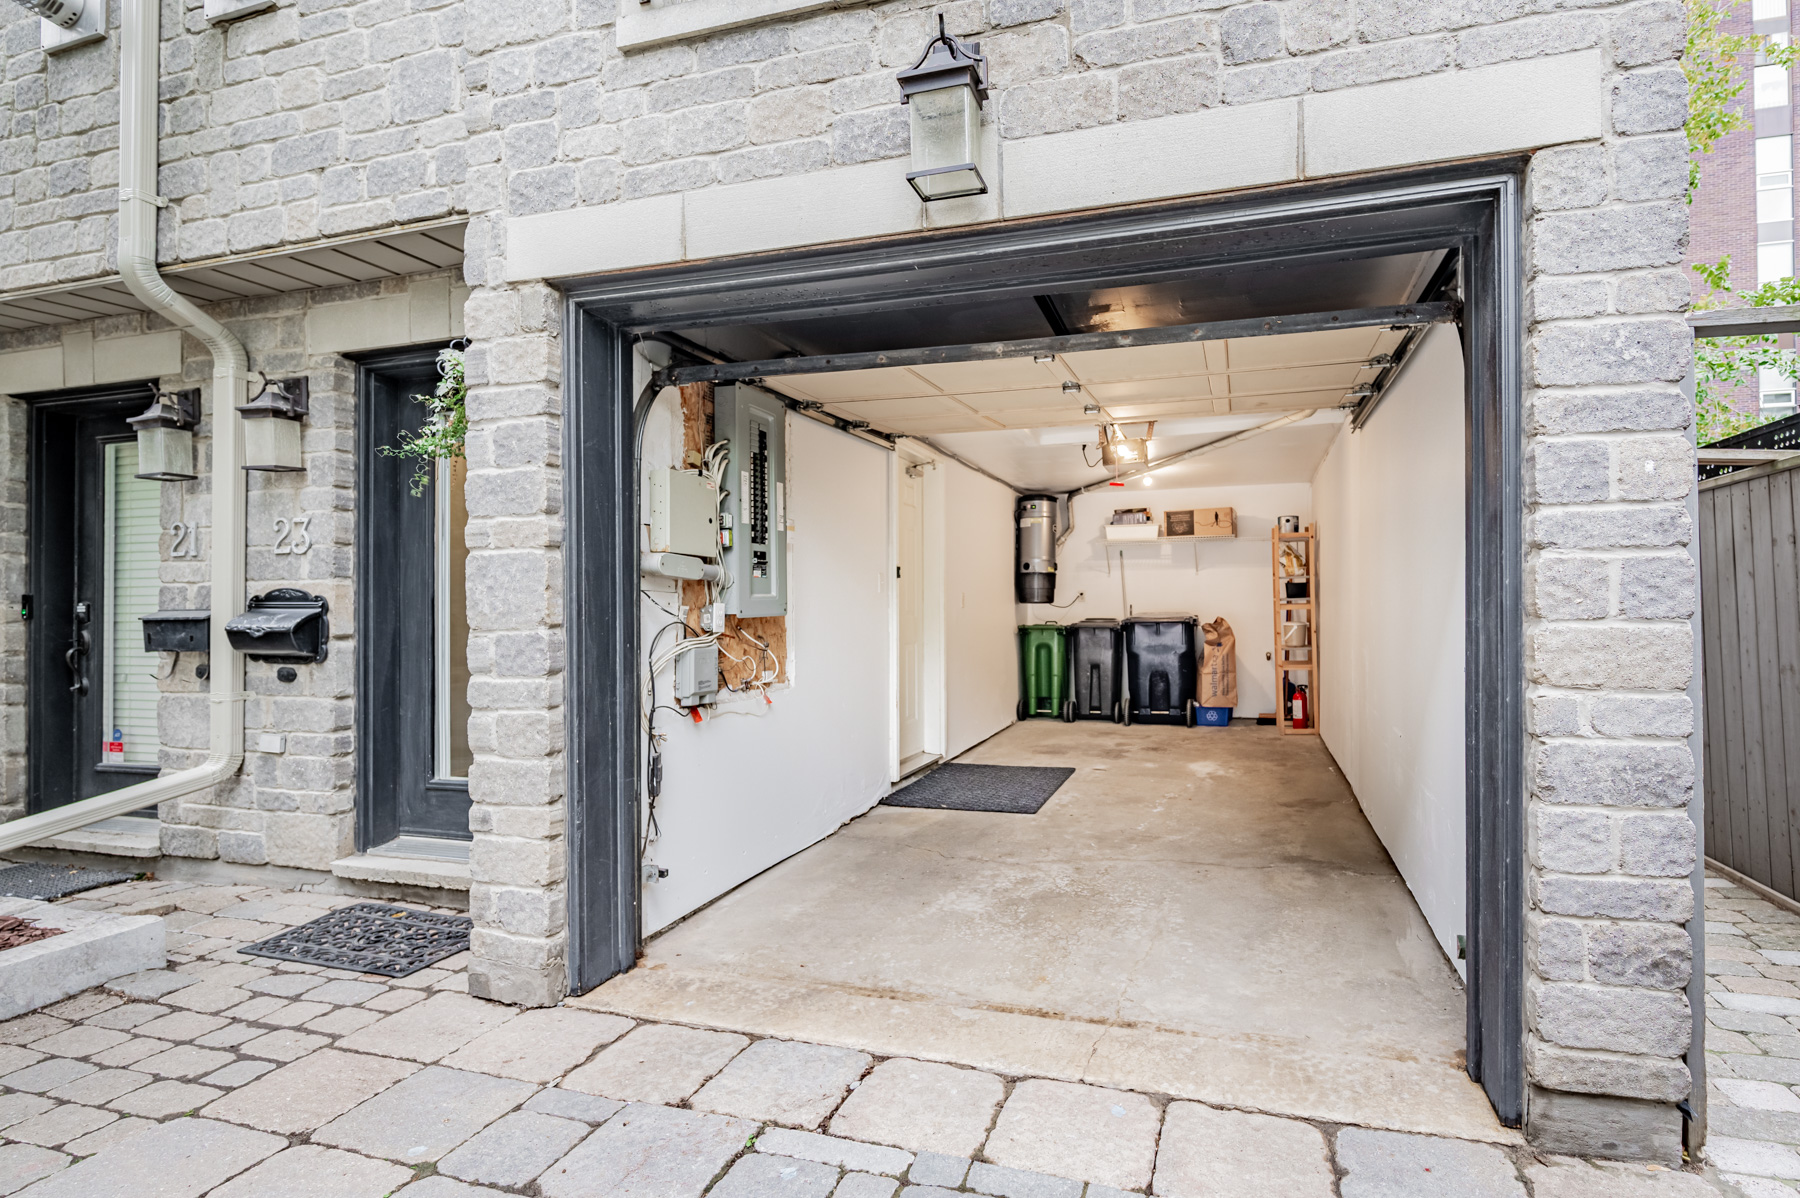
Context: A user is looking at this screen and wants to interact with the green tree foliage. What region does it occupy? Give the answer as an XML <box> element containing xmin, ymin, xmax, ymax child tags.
<box><xmin>1686</xmin><ymin>0</ymin><xmax>1800</xmax><ymax>441</ymax></box>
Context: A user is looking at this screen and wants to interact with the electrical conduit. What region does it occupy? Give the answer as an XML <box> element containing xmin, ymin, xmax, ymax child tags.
<box><xmin>0</xmin><ymin>0</ymin><xmax>247</xmax><ymax>853</ymax></box>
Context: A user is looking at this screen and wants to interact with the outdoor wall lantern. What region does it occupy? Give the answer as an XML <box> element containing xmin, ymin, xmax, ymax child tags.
<box><xmin>237</xmin><ymin>373</ymin><xmax>310</xmax><ymax>472</ymax></box>
<box><xmin>128</xmin><ymin>386</ymin><xmax>201</xmax><ymax>481</ymax></box>
<box><xmin>896</xmin><ymin>15</ymin><xmax>990</xmax><ymax>202</ymax></box>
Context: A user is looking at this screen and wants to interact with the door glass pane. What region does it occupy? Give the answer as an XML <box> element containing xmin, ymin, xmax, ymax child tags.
<box><xmin>435</xmin><ymin>455</ymin><xmax>472</xmax><ymax>779</ymax></box>
<box><xmin>103</xmin><ymin>442</ymin><xmax>161</xmax><ymax>766</ymax></box>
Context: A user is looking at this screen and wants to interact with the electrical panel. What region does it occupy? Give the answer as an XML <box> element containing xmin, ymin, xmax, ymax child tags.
<box><xmin>716</xmin><ymin>384</ymin><xmax>788</xmax><ymax>617</ymax></box>
<box><xmin>648</xmin><ymin>468</ymin><xmax>720</xmax><ymax>559</ymax></box>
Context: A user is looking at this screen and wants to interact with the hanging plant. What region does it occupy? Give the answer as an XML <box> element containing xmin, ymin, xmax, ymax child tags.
<box><xmin>381</xmin><ymin>347</ymin><xmax>468</xmax><ymax>496</ymax></box>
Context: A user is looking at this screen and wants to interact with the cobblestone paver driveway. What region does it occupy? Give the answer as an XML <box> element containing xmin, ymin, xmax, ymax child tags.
<box><xmin>0</xmin><ymin>874</ymin><xmax>1749</xmax><ymax>1196</ymax></box>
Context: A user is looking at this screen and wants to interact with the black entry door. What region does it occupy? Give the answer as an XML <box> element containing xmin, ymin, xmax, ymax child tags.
<box><xmin>354</xmin><ymin>346</ymin><xmax>472</xmax><ymax>846</ymax></box>
<box><xmin>28</xmin><ymin>385</ymin><xmax>166</xmax><ymax>812</ymax></box>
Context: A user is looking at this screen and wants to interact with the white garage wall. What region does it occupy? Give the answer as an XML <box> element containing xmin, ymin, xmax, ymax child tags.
<box><xmin>640</xmin><ymin>408</ymin><xmax>894</xmax><ymax>934</ymax></box>
<box><xmin>1312</xmin><ymin>324</ymin><xmax>1467</xmax><ymax>974</ymax></box>
<box><xmin>941</xmin><ymin>460</ymin><xmax>1021</xmax><ymax>759</ymax></box>
<box><xmin>1018</xmin><ymin>483</ymin><xmax>1315</xmax><ymax>720</ymax></box>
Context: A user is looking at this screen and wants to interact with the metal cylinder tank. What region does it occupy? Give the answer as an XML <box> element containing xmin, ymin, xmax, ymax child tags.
<box><xmin>1016</xmin><ymin>494</ymin><xmax>1058</xmax><ymax>604</ymax></box>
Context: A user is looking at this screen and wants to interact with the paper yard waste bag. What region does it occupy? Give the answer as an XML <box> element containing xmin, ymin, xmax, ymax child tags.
<box><xmin>1200</xmin><ymin>617</ymin><xmax>1237</xmax><ymax>708</ymax></box>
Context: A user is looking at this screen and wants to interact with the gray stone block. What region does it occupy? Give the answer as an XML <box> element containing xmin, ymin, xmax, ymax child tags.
<box><xmin>13</xmin><ymin>1115</ymin><xmax>283</xmax><ymax>1198</ymax></box>
<box><xmin>829</xmin><ymin>1059</ymin><xmax>1004</xmax><ymax>1158</ymax></box>
<box><xmin>1336</xmin><ymin>1128</ymin><xmax>1523</xmax><ymax>1196</ymax></box>
<box><xmin>758</xmin><ymin>1128</ymin><xmax>913</xmax><ymax>1177</ymax></box>
<box><xmin>525</xmin><ymin>1086</ymin><xmax>626</xmax><ymax>1124</ymax></box>
<box><xmin>982</xmin><ymin>1080</ymin><xmax>1159</xmax><ymax>1191</ymax></box>
<box><xmin>0</xmin><ymin>901</ymin><xmax>165</xmax><ymax>1021</ymax></box>
<box><xmin>1221</xmin><ymin>4</ymin><xmax>1281</xmax><ymax>63</ymax></box>
<box><xmin>836</xmin><ymin>1174</ymin><xmax>900</xmax><ymax>1198</ymax></box>
<box><xmin>439</xmin><ymin>1111</ymin><xmax>590</xmax><ymax>1187</ymax></box>
<box><xmin>0</xmin><ymin>1143</ymin><xmax>70</xmax><ymax>1192</ymax></box>
<box><xmin>966</xmin><ymin>1161</ymin><xmax>1083</xmax><ymax>1198</ymax></box>
<box><xmin>538</xmin><ymin>1103</ymin><xmax>757</xmax><ymax>1198</ymax></box>
<box><xmin>1525</xmin><ymin>1087</ymin><xmax>1683</xmax><ymax>1163</ymax></box>
<box><xmin>206</xmin><ymin>1144</ymin><xmax>416</xmax><ymax>1198</ymax></box>
<box><xmin>692</xmin><ymin>1039</ymin><xmax>871</xmax><ymax>1130</ymax></box>
<box><xmin>1155</xmin><ymin>1102</ymin><xmax>1331</xmax><ymax>1197</ymax></box>
<box><xmin>906</xmin><ymin>1152</ymin><xmax>969</xmax><ymax>1187</ymax></box>
<box><xmin>563</xmin><ymin>1023</ymin><xmax>748</xmax><ymax>1106</ymax></box>
<box><xmin>312</xmin><ymin>1065</ymin><xmax>535</xmax><ymax>1163</ymax></box>
<box><xmin>712</xmin><ymin>1153</ymin><xmax>842</xmax><ymax>1198</ymax></box>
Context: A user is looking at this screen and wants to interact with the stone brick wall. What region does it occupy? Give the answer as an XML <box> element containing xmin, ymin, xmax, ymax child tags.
<box><xmin>1</xmin><ymin>0</ymin><xmax>1705</xmax><ymax>1143</ymax></box>
<box><xmin>1522</xmin><ymin>95</ymin><xmax>1699</xmax><ymax>1126</ymax></box>
<box><xmin>0</xmin><ymin>269</ymin><xmax>464</xmax><ymax>870</ymax></box>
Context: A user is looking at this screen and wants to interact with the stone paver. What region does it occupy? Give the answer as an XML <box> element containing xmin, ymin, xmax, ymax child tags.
<box><xmin>981</xmin><ymin>1079</ymin><xmax>1160</xmax><ymax>1191</ymax></box>
<box><xmin>836</xmin><ymin>1175</ymin><xmax>899</xmax><ymax>1198</ymax></box>
<box><xmin>0</xmin><ymin>1095</ymin><xmax>54</xmax><ymax>1133</ymax></box>
<box><xmin>312</xmin><ymin>1065</ymin><xmax>535</xmax><ymax>1163</ymax></box>
<box><xmin>302</xmin><ymin>1008</ymin><xmax>384</xmax><ymax>1036</ymax></box>
<box><xmin>85</xmin><ymin>1005</ymin><xmax>166</xmax><ymax>1031</ymax></box>
<box><xmin>0</xmin><ymin>1059</ymin><xmax>95</xmax><ymax>1094</ymax></box>
<box><xmin>565</xmin><ymin>1023</ymin><xmax>749</xmax><ymax>1105</ymax></box>
<box><xmin>202</xmin><ymin>1048</ymin><xmax>418</xmax><ymax>1134</ymax></box>
<box><xmin>712</xmin><ymin>1152</ymin><xmax>841</xmax><ymax>1198</ymax></box>
<box><xmin>131</xmin><ymin>1012</ymin><xmax>227</xmax><ymax>1042</ymax></box>
<box><xmin>525</xmin><ymin>1087</ymin><xmax>627</xmax><ymax>1125</ymax></box>
<box><xmin>0</xmin><ymin>1048</ymin><xmax>43</xmax><ymax>1076</ymax></box>
<box><xmin>905</xmin><ymin>1153</ymin><xmax>967</xmax><ymax>1187</ymax></box>
<box><xmin>0</xmin><ymin>1144</ymin><xmax>67</xmax><ymax>1195</ymax></box>
<box><xmin>395</xmin><ymin>1177</ymin><xmax>513</xmax><ymax>1197</ymax></box>
<box><xmin>237</xmin><ymin>1029</ymin><xmax>329</xmax><ymax>1062</ymax></box>
<box><xmin>202</xmin><ymin>1060</ymin><xmax>277</xmax><ymax>1087</ymax></box>
<box><xmin>4</xmin><ymin>1103</ymin><xmax>116</xmax><ymax>1148</ymax></box>
<box><xmin>11</xmin><ymin>1116</ymin><xmax>282</xmax><ymax>1198</ymax></box>
<box><xmin>62</xmin><ymin>1115</ymin><xmax>153</xmax><ymax>1157</ymax></box>
<box><xmin>537</xmin><ymin>1103</ymin><xmax>756</xmax><ymax>1198</ymax></box>
<box><xmin>161</xmin><ymin>983</ymin><xmax>252</xmax><ymax>1013</ymax></box>
<box><xmin>107</xmin><ymin>1079</ymin><xmax>224</xmax><ymax>1117</ymax></box>
<box><xmin>692</xmin><ymin>1040</ymin><xmax>871</xmax><ymax>1130</ymax></box>
<box><xmin>242</xmin><ymin>975</ymin><xmax>326</xmax><ymax>998</ymax></box>
<box><xmin>441</xmin><ymin>1007</ymin><xmax>634</xmax><ymax>1083</ymax></box>
<box><xmin>828</xmin><ymin>1059</ymin><xmax>1003</xmax><ymax>1158</ymax></box>
<box><xmin>88</xmin><ymin>1038</ymin><xmax>166</xmax><ymax>1068</ymax></box>
<box><xmin>437</xmin><ymin>1111</ymin><xmax>591</xmax><ymax>1187</ymax></box>
<box><xmin>105</xmin><ymin>971</ymin><xmax>198</xmax><ymax>1001</ymax></box>
<box><xmin>1153</xmin><ymin>1102</ymin><xmax>1334</xmax><ymax>1198</ymax></box>
<box><xmin>335</xmin><ymin>992</ymin><xmax>518</xmax><ymax>1064</ymax></box>
<box><xmin>965</xmin><ymin>1162</ymin><xmax>1082</xmax><ymax>1198</ymax></box>
<box><xmin>135</xmin><ymin>1044</ymin><xmax>237</xmax><ymax>1079</ymax></box>
<box><xmin>1524</xmin><ymin>1155</ymin><xmax>1721</xmax><ymax>1195</ymax></box>
<box><xmin>206</xmin><ymin>1144</ymin><xmax>416</xmax><ymax>1198</ymax></box>
<box><xmin>1337</xmin><ymin>1128</ymin><xmax>1525</xmax><ymax>1197</ymax></box>
<box><xmin>757</xmin><ymin>1129</ymin><xmax>914</xmax><ymax>1177</ymax></box>
<box><xmin>28</xmin><ymin>1026</ymin><xmax>131</xmax><ymax>1058</ymax></box>
<box><xmin>304</xmin><ymin>980</ymin><xmax>388</xmax><ymax>1006</ymax></box>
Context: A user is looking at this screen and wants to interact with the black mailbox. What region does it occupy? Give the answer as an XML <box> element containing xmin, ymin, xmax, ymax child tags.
<box><xmin>141</xmin><ymin>610</ymin><xmax>210</xmax><ymax>653</ymax></box>
<box><xmin>225</xmin><ymin>588</ymin><xmax>329</xmax><ymax>663</ymax></box>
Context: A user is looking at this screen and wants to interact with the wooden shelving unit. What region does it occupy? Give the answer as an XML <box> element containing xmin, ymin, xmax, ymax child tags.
<box><xmin>1271</xmin><ymin>524</ymin><xmax>1317</xmax><ymax>736</ymax></box>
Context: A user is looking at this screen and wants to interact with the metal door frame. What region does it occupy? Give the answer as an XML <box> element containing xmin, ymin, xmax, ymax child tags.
<box><xmin>559</xmin><ymin>159</ymin><xmax>1527</xmax><ymax>1123</ymax></box>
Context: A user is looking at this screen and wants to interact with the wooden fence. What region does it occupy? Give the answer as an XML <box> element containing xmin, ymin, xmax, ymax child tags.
<box><xmin>1701</xmin><ymin>454</ymin><xmax>1800</xmax><ymax>898</ymax></box>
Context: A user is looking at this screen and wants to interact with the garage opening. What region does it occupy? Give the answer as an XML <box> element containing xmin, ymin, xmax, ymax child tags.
<box><xmin>561</xmin><ymin>170</ymin><xmax>1526</xmax><ymax>1133</ymax></box>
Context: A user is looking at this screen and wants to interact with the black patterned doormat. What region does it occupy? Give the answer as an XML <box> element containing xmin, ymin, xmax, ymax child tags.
<box><xmin>880</xmin><ymin>764</ymin><xmax>1075</xmax><ymax>815</ymax></box>
<box><xmin>0</xmin><ymin>862</ymin><xmax>136</xmax><ymax>900</ymax></box>
<box><xmin>239</xmin><ymin>902</ymin><xmax>472</xmax><ymax>977</ymax></box>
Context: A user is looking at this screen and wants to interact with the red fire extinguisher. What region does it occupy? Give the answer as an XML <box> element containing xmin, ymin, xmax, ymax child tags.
<box><xmin>1293</xmin><ymin>687</ymin><xmax>1308</xmax><ymax>729</ymax></box>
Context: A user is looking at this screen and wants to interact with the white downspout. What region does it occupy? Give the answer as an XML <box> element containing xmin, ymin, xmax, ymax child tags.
<box><xmin>0</xmin><ymin>0</ymin><xmax>246</xmax><ymax>853</ymax></box>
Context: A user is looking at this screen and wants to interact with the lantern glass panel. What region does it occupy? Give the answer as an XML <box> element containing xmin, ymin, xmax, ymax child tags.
<box><xmin>908</xmin><ymin>83</ymin><xmax>985</xmax><ymax>199</ymax></box>
<box><xmin>134</xmin><ymin>425</ymin><xmax>196</xmax><ymax>481</ymax></box>
<box><xmin>243</xmin><ymin>416</ymin><xmax>303</xmax><ymax>472</ymax></box>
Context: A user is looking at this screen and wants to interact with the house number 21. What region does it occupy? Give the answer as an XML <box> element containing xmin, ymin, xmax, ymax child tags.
<box><xmin>272</xmin><ymin>517</ymin><xmax>312</xmax><ymax>555</ymax></box>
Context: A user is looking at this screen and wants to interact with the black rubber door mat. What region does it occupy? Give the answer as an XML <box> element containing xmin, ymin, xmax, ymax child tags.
<box><xmin>0</xmin><ymin>862</ymin><xmax>135</xmax><ymax>900</ymax></box>
<box><xmin>881</xmin><ymin>764</ymin><xmax>1075</xmax><ymax>814</ymax></box>
<box><xmin>239</xmin><ymin>902</ymin><xmax>472</xmax><ymax>977</ymax></box>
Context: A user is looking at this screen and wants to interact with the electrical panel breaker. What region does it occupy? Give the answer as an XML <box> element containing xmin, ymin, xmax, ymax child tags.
<box><xmin>716</xmin><ymin>384</ymin><xmax>788</xmax><ymax>617</ymax></box>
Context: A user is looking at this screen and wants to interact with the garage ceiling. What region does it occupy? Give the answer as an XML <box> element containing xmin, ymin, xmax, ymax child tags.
<box><xmin>759</xmin><ymin>324</ymin><xmax>1411</xmax><ymax>436</ymax></box>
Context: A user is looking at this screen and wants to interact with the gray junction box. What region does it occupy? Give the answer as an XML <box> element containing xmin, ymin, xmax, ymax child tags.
<box><xmin>716</xmin><ymin>384</ymin><xmax>788</xmax><ymax>617</ymax></box>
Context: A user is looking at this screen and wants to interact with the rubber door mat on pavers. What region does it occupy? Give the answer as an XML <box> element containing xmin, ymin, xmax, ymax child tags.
<box><xmin>239</xmin><ymin>902</ymin><xmax>471</xmax><ymax>977</ymax></box>
<box><xmin>880</xmin><ymin>764</ymin><xmax>1075</xmax><ymax>814</ymax></box>
<box><xmin>0</xmin><ymin>862</ymin><xmax>135</xmax><ymax>900</ymax></box>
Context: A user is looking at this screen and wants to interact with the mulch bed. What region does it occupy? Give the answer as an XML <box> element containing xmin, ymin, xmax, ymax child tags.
<box><xmin>0</xmin><ymin>915</ymin><xmax>64</xmax><ymax>951</ymax></box>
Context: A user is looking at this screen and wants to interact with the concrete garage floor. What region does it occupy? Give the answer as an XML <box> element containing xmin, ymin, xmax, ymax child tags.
<box><xmin>579</xmin><ymin>721</ymin><xmax>1509</xmax><ymax>1143</ymax></box>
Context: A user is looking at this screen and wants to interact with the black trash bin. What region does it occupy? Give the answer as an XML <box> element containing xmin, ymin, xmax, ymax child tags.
<box><xmin>1063</xmin><ymin>618</ymin><xmax>1123</xmax><ymax>723</ymax></box>
<box><xmin>1123</xmin><ymin>615</ymin><xmax>1199</xmax><ymax>727</ymax></box>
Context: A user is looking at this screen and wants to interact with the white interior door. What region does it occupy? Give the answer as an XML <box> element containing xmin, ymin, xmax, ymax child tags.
<box><xmin>896</xmin><ymin>461</ymin><xmax>928</xmax><ymax>771</ymax></box>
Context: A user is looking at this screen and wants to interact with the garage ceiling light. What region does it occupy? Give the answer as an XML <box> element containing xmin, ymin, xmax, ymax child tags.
<box><xmin>897</xmin><ymin>15</ymin><xmax>989</xmax><ymax>202</ymax></box>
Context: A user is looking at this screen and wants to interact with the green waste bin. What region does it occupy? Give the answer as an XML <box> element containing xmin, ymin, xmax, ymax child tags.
<box><xmin>1018</xmin><ymin>624</ymin><xmax>1069</xmax><ymax>720</ymax></box>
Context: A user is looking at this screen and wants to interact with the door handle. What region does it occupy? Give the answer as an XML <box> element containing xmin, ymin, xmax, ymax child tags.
<box><xmin>65</xmin><ymin>603</ymin><xmax>90</xmax><ymax>695</ymax></box>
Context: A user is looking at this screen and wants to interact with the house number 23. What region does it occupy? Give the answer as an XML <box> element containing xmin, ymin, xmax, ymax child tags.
<box><xmin>272</xmin><ymin>517</ymin><xmax>312</xmax><ymax>555</ymax></box>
